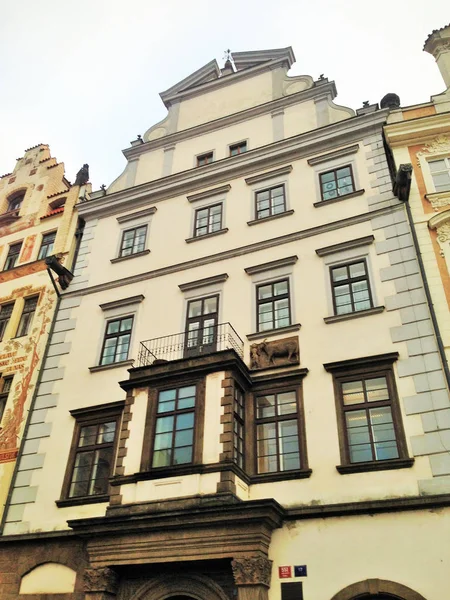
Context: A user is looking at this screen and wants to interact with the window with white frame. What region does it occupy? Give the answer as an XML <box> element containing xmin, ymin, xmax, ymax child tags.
<box><xmin>429</xmin><ymin>158</ymin><xmax>450</xmax><ymax>193</ymax></box>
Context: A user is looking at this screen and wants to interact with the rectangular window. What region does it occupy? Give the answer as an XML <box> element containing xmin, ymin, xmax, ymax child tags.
<box><xmin>229</xmin><ymin>141</ymin><xmax>247</xmax><ymax>156</ymax></box>
<box><xmin>16</xmin><ymin>296</ymin><xmax>38</xmax><ymax>337</ymax></box>
<box><xmin>0</xmin><ymin>375</ymin><xmax>13</xmax><ymax>423</ymax></box>
<box><xmin>196</xmin><ymin>152</ymin><xmax>213</xmax><ymax>167</ymax></box>
<box><xmin>429</xmin><ymin>157</ymin><xmax>450</xmax><ymax>192</ymax></box>
<box><xmin>330</xmin><ymin>260</ymin><xmax>373</xmax><ymax>315</ymax></box>
<box><xmin>0</xmin><ymin>303</ymin><xmax>14</xmax><ymax>341</ymax></box>
<box><xmin>256</xmin><ymin>279</ymin><xmax>291</xmax><ymax>332</ymax></box>
<box><xmin>3</xmin><ymin>242</ymin><xmax>22</xmax><ymax>271</ymax></box>
<box><xmin>325</xmin><ymin>354</ymin><xmax>410</xmax><ymax>472</ymax></box>
<box><xmin>233</xmin><ymin>385</ymin><xmax>245</xmax><ymax>469</ymax></box>
<box><xmin>119</xmin><ymin>225</ymin><xmax>147</xmax><ymax>257</ymax></box>
<box><xmin>320</xmin><ymin>165</ymin><xmax>355</xmax><ymax>201</ymax></box>
<box><xmin>255</xmin><ymin>389</ymin><xmax>301</xmax><ymax>473</ymax></box>
<box><xmin>38</xmin><ymin>231</ymin><xmax>56</xmax><ymax>260</ymax></box>
<box><xmin>152</xmin><ymin>384</ymin><xmax>197</xmax><ymax>468</ymax></box>
<box><xmin>100</xmin><ymin>316</ymin><xmax>133</xmax><ymax>365</ymax></box>
<box><xmin>194</xmin><ymin>204</ymin><xmax>222</xmax><ymax>237</ymax></box>
<box><xmin>255</xmin><ymin>185</ymin><xmax>286</xmax><ymax>220</ymax></box>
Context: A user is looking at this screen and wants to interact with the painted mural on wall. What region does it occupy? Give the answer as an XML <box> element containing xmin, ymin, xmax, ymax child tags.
<box><xmin>0</xmin><ymin>287</ymin><xmax>56</xmax><ymax>463</ymax></box>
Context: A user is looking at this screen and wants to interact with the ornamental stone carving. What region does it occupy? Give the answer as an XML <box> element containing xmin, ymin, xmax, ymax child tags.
<box><xmin>426</xmin><ymin>192</ymin><xmax>450</xmax><ymax>211</ymax></box>
<box><xmin>84</xmin><ymin>567</ymin><xmax>120</xmax><ymax>594</ymax></box>
<box><xmin>417</xmin><ymin>135</ymin><xmax>450</xmax><ymax>167</ymax></box>
<box><xmin>231</xmin><ymin>557</ymin><xmax>273</xmax><ymax>587</ymax></box>
<box><xmin>249</xmin><ymin>336</ymin><xmax>299</xmax><ymax>370</ymax></box>
<box><xmin>437</xmin><ymin>223</ymin><xmax>450</xmax><ymax>244</ymax></box>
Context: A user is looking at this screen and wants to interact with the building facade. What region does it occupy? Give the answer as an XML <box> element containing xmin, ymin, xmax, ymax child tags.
<box><xmin>384</xmin><ymin>23</ymin><xmax>450</xmax><ymax>374</ymax></box>
<box><xmin>0</xmin><ymin>145</ymin><xmax>82</xmax><ymax>527</ymax></box>
<box><xmin>1</xmin><ymin>45</ymin><xmax>450</xmax><ymax>599</ymax></box>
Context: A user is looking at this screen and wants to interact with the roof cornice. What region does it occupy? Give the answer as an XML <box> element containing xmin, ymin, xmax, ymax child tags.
<box><xmin>159</xmin><ymin>52</ymin><xmax>294</xmax><ymax>108</ymax></box>
<box><xmin>384</xmin><ymin>111</ymin><xmax>450</xmax><ymax>146</ymax></box>
<box><xmin>123</xmin><ymin>81</ymin><xmax>338</xmax><ymax>160</ymax></box>
<box><xmin>79</xmin><ymin>109</ymin><xmax>389</xmax><ymax>222</ymax></box>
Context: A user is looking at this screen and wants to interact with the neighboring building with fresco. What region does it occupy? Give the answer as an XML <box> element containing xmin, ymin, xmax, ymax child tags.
<box><xmin>0</xmin><ymin>144</ymin><xmax>83</xmax><ymax>525</ymax></box>
<box><xmin>2</xmin><ymin>42</ymin><xmax>450</xmax><ymax>600</ymax></box>
<box><xmin>385</xmin><ymin>23</ymin><xmax>450</xmax><ymax>376</ymax></box>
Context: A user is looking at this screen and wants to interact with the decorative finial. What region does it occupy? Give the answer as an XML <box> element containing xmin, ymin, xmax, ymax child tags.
<box><xmin>318</xmin><ymin>74</ymin><xmax>325</xmax><ymax>80</ymax></box>
<box><xmin>137</xmin><ymin>134</ymin><xmax>142</xmax><ymax>141</ymax></box>
<box><xmin>223</xmin><ymin>49</ymin><xmax>232</xmax><ymax>62</ymax></box>
<box><xmin>362</xmin><ymin>100</ymin><xmax>370</xmax><ymax>108</ymax></box>
<box><xmin>100</xmin><ymin>184</ymin><xmax>106</xmax><ymax>192</ymax></box>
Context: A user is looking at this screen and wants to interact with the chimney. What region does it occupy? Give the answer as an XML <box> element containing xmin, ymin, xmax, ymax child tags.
<box><xmin>424</xmin><ymin>23</ymin><xmax>450</xmax><ymax>89</ymax></box>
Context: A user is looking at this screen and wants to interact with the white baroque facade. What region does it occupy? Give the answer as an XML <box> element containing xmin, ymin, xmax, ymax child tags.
<box><xmin>1</xmin><ymin>47</ymin><xmax>450</xmax><ymax>600</ymax></box>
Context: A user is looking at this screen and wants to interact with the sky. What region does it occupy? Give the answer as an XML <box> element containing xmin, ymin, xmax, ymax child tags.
<box><xmin>0</xmin><ymin>0</ymin><xmax>448</xmax><ymax>190</ymax></box>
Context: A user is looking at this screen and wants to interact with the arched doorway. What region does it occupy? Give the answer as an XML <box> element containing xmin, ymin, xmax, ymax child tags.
<box><xmin>330</xmin><ymin>579</ymin><xmax>427</xmax><ymax>600</ymax></box>
<box><xmin>131</xmin><ymin>574</ymin><xmax>230</xmax><ymax>600</ymax></box>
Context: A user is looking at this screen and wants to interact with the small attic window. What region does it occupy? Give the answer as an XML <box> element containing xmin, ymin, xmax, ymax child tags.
<box><xmin>229</xmin><ymin>141</ymin><xmax>247</xmax><ymax>157</ymax></box>
<box><xmin>49</xmin><ymin>197</ymin><xmax>67</xmax><ymax>210</ymax></box>
<box><xmin>7</xmin><ymin>192</ymin><xmax>25</xmax><ymax>212</ymax></box>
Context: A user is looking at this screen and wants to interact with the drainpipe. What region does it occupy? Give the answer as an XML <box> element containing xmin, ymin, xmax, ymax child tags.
<box><xmin>393</xmin><ymin>163</ymin><xmax>450</xmax><ymax>391</ymax></box>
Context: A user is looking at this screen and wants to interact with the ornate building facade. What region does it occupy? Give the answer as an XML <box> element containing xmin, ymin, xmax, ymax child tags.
<box><xmin>0</xmin><ymin>145</ymin><xmax>83</xmax><ymax>527</ymax></box>
<box><xmin>1</xmin><ymin>40</ymin><xmax>450</xmax><ymax>599</ymax></box>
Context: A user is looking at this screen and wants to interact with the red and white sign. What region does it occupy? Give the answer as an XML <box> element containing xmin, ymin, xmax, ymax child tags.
<box><xmin>278</xmin><ymin>566</ymin><xmax>292</xmax><ymax>579</ymax></box>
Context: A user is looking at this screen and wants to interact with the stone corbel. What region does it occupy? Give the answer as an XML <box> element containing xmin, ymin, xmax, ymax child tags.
<box><xmin>232</xmin><ymin>557</ymin><xmax>273</xmax><ymax>600</ymax></box>
<box><xmin>84</xmin><ymin>567</ymin><xmax>120</xmax><ymax>599</ymax></box>
<box><xmin>429</xmin><ymin>209</ymin><xmax>450</xmax><ymax>263</ymax></box>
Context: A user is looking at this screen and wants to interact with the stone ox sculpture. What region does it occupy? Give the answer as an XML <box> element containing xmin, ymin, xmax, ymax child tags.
<box><xmin>250</xmin><ymin>336</ymin><xmax>299</xmax><ymax>370</ymax></box>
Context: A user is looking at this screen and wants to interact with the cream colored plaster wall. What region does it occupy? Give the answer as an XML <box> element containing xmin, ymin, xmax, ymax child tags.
<box><xmin>134</xmin><ymin>148</ymin><xmax>165</xmax><ymax>187</ymax></box>
<box><xmin>283</xmin><ymin>102</ymin><xmax>317</xmax><ymax>137</ymax></box>
<box><xmin>268</xmin><ymin>509</ymin><xmax>450</xmax><ymax>600</ymax></box>
<box><xmin>120</xmin><ymin>473</ymin><xmax>219</xmax><ymax>505</ymax></box>
<box><xmin>170</xmin><ymin>115</ymin><xmax>274</xmax><ymax>174</ymax></box>
<box><xmin>176</xmin><ymin>71</ymin><xmax>274</xmax><ymax>131</ymax></box>
<box><xmin>80</xmin><ymin>146</ymin><xmax>373</xmax><ymax>291</ymax></box>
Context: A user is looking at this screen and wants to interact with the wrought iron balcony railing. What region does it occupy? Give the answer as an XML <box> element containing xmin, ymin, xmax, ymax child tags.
<box><xmin>137</xmin><ymin>322</ymin><xmax>244</xmax><ymax>367</ymax></box>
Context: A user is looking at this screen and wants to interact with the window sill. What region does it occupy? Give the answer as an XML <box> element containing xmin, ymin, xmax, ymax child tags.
<box><xmin>313</xmin><ymin>188</ymin><xmax>365</xmax><ymax>207</ymax></box>
<box><xmin>324</xmin><ymin>306</ymin><xmax>385</xmax><ymax>324</ymax></box>
<box><xmin>247</xmin><ymin>210</ymin><xmax>294</xmax><ymax>226</ymax></box>
<box><xmin>336</xmin><ymin>458</ymin><xmax>414</xmax><ymax>475</ymax></box>
<box><xmin>247</xmin><ymin>323</ymin><xmax>301</xmax><ymax>341</ymax></box>
<box><xmin>89</xmin><ymin>359</ymin><xmax>134</xmax><ymax>373</ymax></box>
<box><xmin>56</xmin><ymin>494</ymin><xmax>109</xmax><ymax>508</ymax></box>
<box><xmin>185</xmin><ymin>228</ymin><xmax>229</xmax><ymax>243</ymax></box>
<box><xmin>110</xmin><ymin>249</ymin><xmax>150</xmax><ymax>263</ymax></box>
<box><xmin>250</xmin><ymin>469</ymin><xmax>312</xmax><ymax>484</ymax></box>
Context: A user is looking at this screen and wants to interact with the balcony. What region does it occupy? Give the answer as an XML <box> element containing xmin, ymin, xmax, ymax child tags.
<box><xmin>137</xmin><ymin>322</ymin><xmax>244</xmax><ymax>367</ymax></box>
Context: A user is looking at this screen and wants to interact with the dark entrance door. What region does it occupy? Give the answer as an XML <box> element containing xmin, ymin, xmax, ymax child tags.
<box><xmin>184</xmin><ymin>295</ymin><xmax>219</xmax><ymax>358</ymax></box>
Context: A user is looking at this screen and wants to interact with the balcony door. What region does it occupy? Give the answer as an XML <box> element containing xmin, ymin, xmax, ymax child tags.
<box><xmin>184</xmin><ymin>295</ymin><xmax>219</xmax><ymax>358</ymax></box>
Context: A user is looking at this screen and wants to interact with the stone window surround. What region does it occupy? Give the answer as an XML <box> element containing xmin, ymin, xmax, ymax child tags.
<box><xmin>112</xmin><ymin>207</ymin><xmax>156</xmax><ymax>262</ymax></box>
<box><xmin>90</xmin><ymin>295</ymin><xmax>144</xmax><ymax>372</ymax></box>
<box><xmin>178</xmin><ymin>274</ymin><xmax>227</xmax><ymax>333</ymax></box>
<box><xmin>229</xmin><ymin>138</ymin><xmax>249</xmax><ymax>157</ymax></box>
<box><xmin>244</xmin><ymin>256</ymin><xmax>298</xmax><ymax>339</ymax></box>
<box><xmin>195</xmin><ymin>149</ymin><xmax>215</xmax><ymax>168</ymax></box>
<box><xmin>324</xmin><ymin>352</ymin><xmax>414</xmax><ymax>475</ymax></box>
<box><xmin>420</xmin><ymin>151</ymin><xmax>450</xmax><ymax>194</ymax></box>
<box><xmin>186</xmin><ymin>186</ymin><xmax>230</xmax><ymax>243</ymax></box>
<box><xmin>316</xmin><ymin>236</ymin><xmax>381</xmax><ymax>321</ymax></box>
<box><xmin>56</xmin><ymin>400</ymin><xmax>125</xmax><ymax>507</ymax></box>
<box><xmin>246</xmin><ymin>166</ymin><xmax>292</xmax><ymax>224</ymax></box>
<box><xmin>309</xmin><ymin>145</ymin><xmax>362</xmax><ymax>206</ymax></box>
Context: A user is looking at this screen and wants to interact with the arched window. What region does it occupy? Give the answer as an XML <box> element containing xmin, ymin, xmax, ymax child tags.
<box><xmin>8</xmin><ymin>191</ymin><xmax>25</xmax><ymax>212</ymax></box>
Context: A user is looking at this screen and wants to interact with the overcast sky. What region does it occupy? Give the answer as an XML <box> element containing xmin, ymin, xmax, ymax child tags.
<box><xmin>0</xmin><ymin>1</ymin><xmax>448</xmax><ymax>190</ymax></box>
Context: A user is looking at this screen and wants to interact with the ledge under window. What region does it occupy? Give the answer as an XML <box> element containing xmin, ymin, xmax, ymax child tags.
<box><xmin>185</xmin><ymin>228</ymin><xmax>228</xmax><ymax>243</ymax></box>
<box><xmin>250</xmin><ymin>469</ymin><xmax>312</xmax><ymax>484</ymax></box>
<box><xmin>56</xmin><ymin>494</ymin><xmax>109</xmax><ymax>508</ymax></box>
<box><xmin>110</xmin><ymin>249</ymin><xmax>150</xmax><ymax>264</ymax></box>
<box><xmin>313</xmin><ymin>188</ymin><xmax>365</xmax><ymax>208</ymax></box>
<box><xmin>247</xmin><ymin>323</ymin><xmax>301</xmax><ymax>341</ymax></box>
<box><xmin>89</xmin><ymin>359</ymin><xmax>134</xmax><ymax>373</ymax></box>
<box><xmin>336</xmin><ymin>457</ymin><xmax>414</xmax><ymax>475</ymax></box>
<box><xmin>324</xmin><ymin>306</ymin><xmax>385</xmax><ymax>324</ymax></box>
<box><xmin>247</xmin><ymin>210</ymin><xmax>294</xmax><ymax>226</ymax></box>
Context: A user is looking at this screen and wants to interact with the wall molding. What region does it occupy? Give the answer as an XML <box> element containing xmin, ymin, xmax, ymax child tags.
<box><xmin>99</xmin><ymin>295</ymin><xmax>145</xmax><ymax>311</ymax></box>
<box><xmin>245</xmin><ymin>165</ymin><xmax>293</xmax><ymax>185</ymax></box>
<box><xmin>117</xmin><ymin>207</ymin><xmax>157</xmax><ymax>223</ymax></box>
<box><xmin>307</xmin><ymin>143</ymin><xmax>359</xmax><ymax>166</ymax></box>
<box><xmin>179</xmin><ymin>273</ymin><xmax>229</xmax><ymax>292</ymax></box>
<box><xmin>187</xmin><ymin>185</ymin><xmax>231</xmax><ymax>203</ymax></box>
<box><xmin>315</xmin><ymin>235</ymin><xmax>375</xmax><ymax>257</ymax></box>
<box><xmin>244</xmin><ymin>255</ymin><xmax>298</xmax><ymax>275</ymax></box>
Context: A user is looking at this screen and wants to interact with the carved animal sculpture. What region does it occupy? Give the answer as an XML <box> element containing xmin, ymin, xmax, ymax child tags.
<box><xmin>258</xmin><ymin>339</ymin><xmax>298</xmax><ymax>365</ymax></box>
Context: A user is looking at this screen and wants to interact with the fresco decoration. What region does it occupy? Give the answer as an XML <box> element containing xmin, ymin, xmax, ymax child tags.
<box><xmin>0</xmin><ymin>287</ymin><xmax>56</xmax><ymax>463</ymax></box>
<box><xmin>0</xmin><ymin>260</ymin><xmax>48</xmax><ymax>284</ymax></box>
<box><xmin>0</xmin><ymin>214</ymin><xmax>38</xmax><ymax>236</ymax></box>
<box><xmin>20</xmin><ymin>235</ymin><xmax>37</xmax><ymax>263</ymax></box>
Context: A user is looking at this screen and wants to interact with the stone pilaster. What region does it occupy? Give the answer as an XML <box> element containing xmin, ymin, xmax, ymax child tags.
<box><xmin>84</xmin><ymin>567</ymin><xmax>119</xmax><ymax>599</ymax></box>
<box><xmin>231</xmin><ymin>557</ymin><xmax>272</xmax><ymax>600</ymax></box>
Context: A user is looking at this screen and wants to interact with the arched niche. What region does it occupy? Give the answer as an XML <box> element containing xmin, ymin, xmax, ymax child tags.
<box><xmin>19</xmin><ymin>562</ymin><xmax>76</xmax><ymax>594</ymax></box>
<box><xmin>131</xmin><ymin>573</ymin><xmax>230</xmax><ymax>600</ymax></box>
<box><xmin>330</xmin><ymin>578</ymin><xmax>427</xmax><ymax>600</ymax></box>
